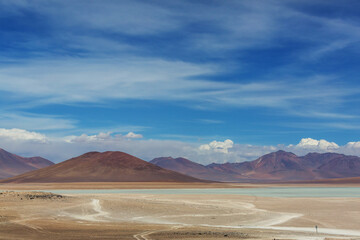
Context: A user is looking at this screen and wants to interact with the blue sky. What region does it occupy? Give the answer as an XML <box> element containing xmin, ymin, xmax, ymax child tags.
<box><xmin>1</xmin><ymin>0</ymin><xmax>360</xmax><ymax>163</ymax></box>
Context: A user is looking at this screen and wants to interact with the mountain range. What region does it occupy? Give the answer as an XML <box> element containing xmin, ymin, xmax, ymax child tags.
<box><xmin>151</xmin><ymin>150</ymin><xmax>360</xmax><ymax>182</ymax></box>
<box><xmin>0</xmin><ymin>148</ymin><xmax>54</xmax><ymax>179</ymax></box>
<box><xmin>1</xmin><ymin>151</ymin><xmax>203</xmax><ymax>183</ymax></box>
<box><xmin>1</xmin><ymin>147</ymin><xmax>360</xmax><ymax>183</ymax></box>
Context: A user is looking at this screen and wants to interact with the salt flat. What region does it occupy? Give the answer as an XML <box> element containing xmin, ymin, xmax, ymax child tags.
<box><xmin>1</xmin><ymin>185</ymin><xmax>360</xmax><ymax>240</ymax></box>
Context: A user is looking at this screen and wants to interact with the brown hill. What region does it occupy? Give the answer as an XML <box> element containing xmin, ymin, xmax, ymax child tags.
<box><xmin>151</xmin><ymin>150</ymin><xmax>360</xmax><ymax>182</ymax></box>
<box><xmin>0</xmin><ymin>148</ymin><xmax>54</xmax><ymax>179</ymax></box>
<box><xmin>1</xmin><ymin>151</ymin><xmax>204</xmax><ymax>183</ymax></box>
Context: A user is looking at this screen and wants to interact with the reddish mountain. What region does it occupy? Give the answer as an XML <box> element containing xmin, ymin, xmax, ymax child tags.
<box><xmin>151</xmin><ymin>150</ymin><xmax>360</xmax><ymax>182</ymax></box>
<box><xmin>0</xmin><ymin>148</ymin><xmax>54</xmax><ymax>179</ymax></box>
<box><xmin>1</xmin><ymin>151</ymin><xmax>204</xmax><ymax>183</ymax></box>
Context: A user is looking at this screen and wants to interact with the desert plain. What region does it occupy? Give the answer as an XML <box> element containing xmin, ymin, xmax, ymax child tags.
<box><xmin>0</xmin><ymin>183</ymin><xmax>360</xmax><ymax>240</ymax></box>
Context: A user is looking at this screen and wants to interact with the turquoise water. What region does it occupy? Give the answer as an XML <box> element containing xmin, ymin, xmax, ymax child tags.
<box><xmin>46</xmin><ymin>187</ymin><xmax>360</xmax><ymax>198</ymax></box>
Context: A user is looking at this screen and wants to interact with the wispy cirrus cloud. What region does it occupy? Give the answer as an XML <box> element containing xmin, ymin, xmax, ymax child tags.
<box><xmin>1</xmin><ymin>1</ymin><xmax>360</xmax><ymax>141</ymax></box>
<box><xmin>0</xmin><ymin>58</ymin><xmax>356</xmax><ymax>114</ymax></box>
<box><xmin>198</xmin><ymin>119</ymin><xmax>224</xmax><ymax>124</ymax></box>
<box><xmin>2</xmin><ymin>0</ymin><xmax>359</xmax><ymax>59</ymax></box>
<box><xmin>0</xmin><ymin>112</ymin><xmax>76</xmax><ymax>131</ymax></box>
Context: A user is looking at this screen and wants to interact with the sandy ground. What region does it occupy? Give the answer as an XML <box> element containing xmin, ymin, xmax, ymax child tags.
<box><xmin>1</xmin><ymin>188</ymin><xmax>360</xmax><ymax>240</ymax></box>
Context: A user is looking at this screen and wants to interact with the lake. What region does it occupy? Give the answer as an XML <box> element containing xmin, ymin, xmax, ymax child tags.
<box><xmin>47</xmin><ymin>187</ymin><xmax>360</xmax><ymax>198</ymax></box>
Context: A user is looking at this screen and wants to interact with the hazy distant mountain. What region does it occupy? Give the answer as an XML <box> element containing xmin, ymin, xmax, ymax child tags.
<box><xmin>0</xmin><ymin>148</ymin><xmax>54</xmax><ymax>179</ymax></box>
<box><xmin>151</xmin><ymin>150</ymin><xmax>360</xmax><ymax>182</ymax></box>
<box><xmin>1</xmin><ymin>151</ymin><xmax>204</xmax><ymax>183</ymax></box>
<box><xmin>150</xmin><ymin>157</ymin><xmax>240</xmax><ymax>181</ymax></box>
<box><xmin>150</xmin><ymin>157</ymin><xmax>210</xmax><ymax>175</ymax></box>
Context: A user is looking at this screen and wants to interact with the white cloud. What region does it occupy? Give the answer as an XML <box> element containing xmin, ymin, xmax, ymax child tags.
<box><xmin>0</xmin><ymin>128</ymin><xmax>239</xmax><ymax>163</ymax></box>
<box><xmin>199</xmin><ymin>139</ymin><xmax>234</xmax><ymax>154</ymax></box>
<box><xmin>3</xmin><ymin>128</ymin><xmax>360</xmax><ymax>165</ymax></box>
<box><xmin>294</xmin><ymin>138</ymin><xmax>339</xmax><ymax>151</ymax></box>
<box><xmin>66</xmin><ymin>131</ymin><xmax>143</xmax><ymax>143</ymax></box>
<box><xmin>198</xmin><ymin>144</ymin><xmax>210</xmax><ymax>151</ymax></box>
<box><xmin>125</xmin><ymin>132</ymin><xmax>143</xmax><ymax>139</ymax></box>
<box><xmin>65</xmin><ymin>132</ymin><xmax>112</xmax><ymax>143</ymax></box>
<box><xmin>345</xmin><ymin>141</ymin><xmax>360</xmax><ymax>149</ymax></box>
<box><xmin>0</xmin><ymin>128</ymin><xmax>47</xmax><ymax>143</ymax></box>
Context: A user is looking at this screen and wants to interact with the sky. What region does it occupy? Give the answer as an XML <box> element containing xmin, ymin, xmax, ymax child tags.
<box><xmin>1</xmin><ymin>0</ymin><xmax>360</xmax><ymax>163</ymax></box>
